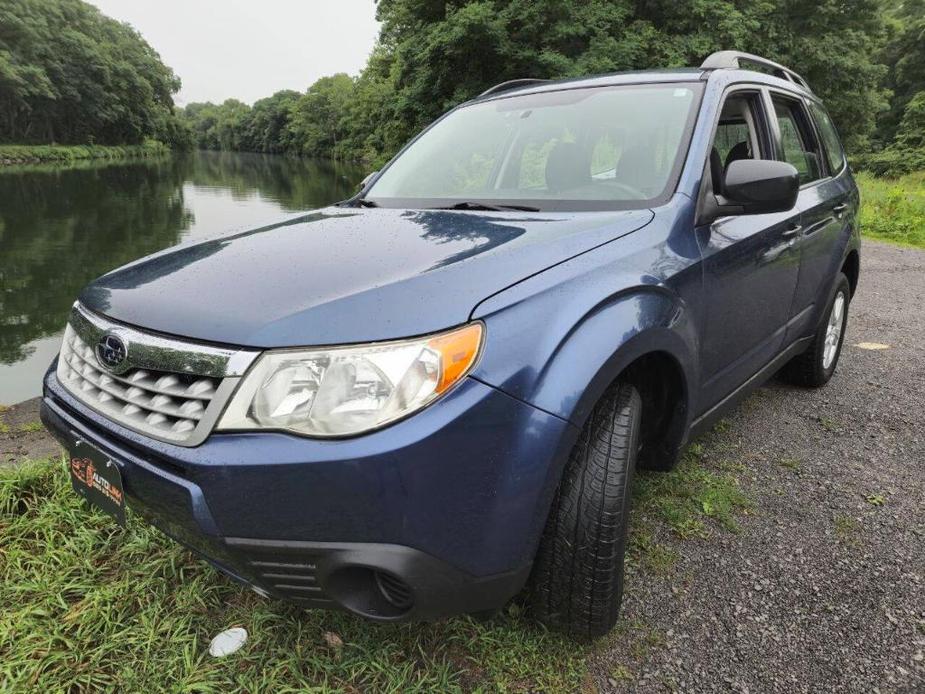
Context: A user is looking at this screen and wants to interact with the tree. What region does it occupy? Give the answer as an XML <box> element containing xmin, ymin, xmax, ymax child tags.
<box><xmin>374</xmin><ymin>0</ymin><xmax>889</xmax><ymax>154</ymax></box>
<box><xmin>172</xmin><ymin>0</ymin><xmax>919</xmax><ymax>170</ymax></box>
<box><xmin>0</xmin><ymin>0</ymin><xmax>182</xmax><ymax>145</ymax></box>
<box><xmin>878</xmin><ymin>0</ymin><xmax>925</xmax><ymax>145</ymax></box>
<box><xmin>244</xmin><ymin>90</ymin><xmax>301</xmax><ymax>153</ymax></box>
<box><xmin>287</xmin><ymin>74</ymin><xmax>356</xmax><ymax>157</ymax></box>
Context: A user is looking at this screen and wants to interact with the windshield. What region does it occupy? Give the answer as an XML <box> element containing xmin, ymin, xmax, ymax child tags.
<box><xmin>365</xmin><ymin>82</ymin><xmax>702</xmax><ymax>211</ymax></box>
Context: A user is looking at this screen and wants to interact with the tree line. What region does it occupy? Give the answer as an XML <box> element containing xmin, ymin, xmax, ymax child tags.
<box><xmin>2</xmin><ymin>0</ymin><xmax>923</xmax><ymax>174</ymax></box>
<box><xmin>178</xmin><ymin>0</ymin><xmax>925</xmax><ymax>174</ymax></box>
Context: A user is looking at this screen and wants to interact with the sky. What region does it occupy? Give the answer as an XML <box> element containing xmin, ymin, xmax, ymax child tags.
<box><xmin>87</xmin><ymin>1</ymin><xmax>381</xmax><ymax>105</ymax></box>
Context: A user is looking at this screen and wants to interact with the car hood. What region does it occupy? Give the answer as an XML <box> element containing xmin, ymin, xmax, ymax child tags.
<box><xmin>80</xmin><ymin>206</ymin><xmax>654</xmax><ymax>347</ymax></box>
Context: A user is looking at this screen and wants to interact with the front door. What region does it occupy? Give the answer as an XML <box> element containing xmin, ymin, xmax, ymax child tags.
<box><xmin>695</xmin><ymin>88</ymin><xmax>803</xmax><ymax>410</ymax></box>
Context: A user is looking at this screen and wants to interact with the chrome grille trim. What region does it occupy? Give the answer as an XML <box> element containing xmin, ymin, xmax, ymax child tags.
<box><xmin>56</xmin><ymin>303</ymin><xmax>260</xmax><ymax>446</ymax></box>
<box><xmin>68</xmin><ymin>303</ymin><xmax>256</xmax><ymax>378</ymax></box>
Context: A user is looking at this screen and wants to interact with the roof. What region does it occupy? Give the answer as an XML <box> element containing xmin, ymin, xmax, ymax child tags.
<box><xmin>473</xmin><ymin>69</ymin><xmax>705</xmax><ymax>102</ymax></box>
<box><xmin>473</xmin><ymin>52</ymin><xmax>813</xmax><ymax>103</ymax></box>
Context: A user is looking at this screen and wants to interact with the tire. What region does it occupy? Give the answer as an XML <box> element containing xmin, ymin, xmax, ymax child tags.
<box><xmin>782</xmin><ymin>273</ymin><xmax>851</xmax><ymax>388</ymax></box>
<box><xmin>529</xmin><ymin>381</ymin><xmax>642</xmax><ymax>638</ymax></box>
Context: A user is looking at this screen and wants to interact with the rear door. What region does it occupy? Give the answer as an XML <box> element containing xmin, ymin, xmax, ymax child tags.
<box><xmin>695</xmin><ymin>87</ymin><xmax>803</xmax><ymax>409</ymax></box>
<box><xmin>767</xmin><ymin>93</ymin><xmax>854</xmax><ymax>340</ymax></box>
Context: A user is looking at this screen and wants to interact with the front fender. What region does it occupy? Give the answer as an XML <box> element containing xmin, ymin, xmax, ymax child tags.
<box><xmin>473</xmin><ymin>287</ymin><xmax>698</xmax><ymax>429</ymax></box>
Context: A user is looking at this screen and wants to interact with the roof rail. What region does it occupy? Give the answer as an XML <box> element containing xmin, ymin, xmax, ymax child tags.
<box><xmin>700</xmin><ymin>51</ymin><xmax>812</xmax><ymax>92</ymax></box>
<box><xmin>478</xmin><ymin>78</ymin><xmax>550</xmax><ymax>98</ymax></box>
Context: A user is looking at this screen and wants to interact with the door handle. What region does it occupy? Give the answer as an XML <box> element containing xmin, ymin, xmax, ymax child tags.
<box><xmin>833</xmin><ymin>203</ymin><xmax>849</xmax><ymax>215</ymax></box>
<box><xmin>782</xmin><ymin>224</ymin><xmax>802</xmax><ymax>238</ymax></box>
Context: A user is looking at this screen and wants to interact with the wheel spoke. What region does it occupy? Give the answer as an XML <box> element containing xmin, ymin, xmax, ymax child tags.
<box><xmin>822</xmin><ymin>291</ymin><xmax>847</xmax><ymax>370</ymax></box>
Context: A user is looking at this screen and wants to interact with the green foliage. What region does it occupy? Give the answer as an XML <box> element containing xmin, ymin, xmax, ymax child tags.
<box><xmin>0</xmin><ymin>141</ymin><xmax>169</xmax><ymax>164</ymax></box>
<box><xmin>375</xmin><ymin>0</ymin><xmax>888</xmax><ymax>155</ymax></box>
<box><xmin>0</xmin><ymin>0</ymin><xmax>183</xmax><ymax>146</ymax></box>
<box><xmin>0</xmin><ymin>458</ymin><xmax>588</xmax><ymax>692</ymax></box>
<box><xmin>877</xmin><ymin>0</ymin><xmax>925</xmax><ymax>145</ymax></box>
<box><xmin>857</xmin><ymin>170</ymin><xmax>925</xmax><ymax>247</ymax></box>
<box><xmin>5</xmin><ymin>0</ymin><xmax>923</xmax><ymax>169</ymax></box>
<box><xmin>178</xmin><ymin>0</ymin><xmax>910</xmax><ymax>168</ymax></box>
<box><xmin>632</xmin><ymin>443</ymin><xmax>751</xmax><ymax>538</ymax></box>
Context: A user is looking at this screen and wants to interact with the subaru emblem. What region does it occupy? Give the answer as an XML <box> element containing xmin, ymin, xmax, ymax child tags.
<box><xmin>96</xmin><ymin>334</ymin><xmax>127</xmax><ymax>371</ymax></box>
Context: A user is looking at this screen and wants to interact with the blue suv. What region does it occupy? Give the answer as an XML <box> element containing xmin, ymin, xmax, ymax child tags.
<box><xmin>42</xmin><ymin>52</ymin><xmax>859</xmax><ymax>637</ymax></box>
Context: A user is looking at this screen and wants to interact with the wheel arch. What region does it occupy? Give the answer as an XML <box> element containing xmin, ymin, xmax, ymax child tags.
<box><xmin>532</xmin><ymin>290</ymin><xmax>698</xmax><ymax>471</ymax></box>
<box><xmin>841</xmin><ymin>248</ymin><xmax>860</xmax><ymax>297</ymax></box>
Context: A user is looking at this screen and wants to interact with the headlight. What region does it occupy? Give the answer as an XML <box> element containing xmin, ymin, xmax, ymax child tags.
<box><xmin>217</xmin><ymin>323</ymin><xmax>483</xmax><ymax>437</ymax></box>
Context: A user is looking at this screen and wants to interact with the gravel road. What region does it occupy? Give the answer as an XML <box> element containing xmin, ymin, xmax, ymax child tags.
<box><xmin>595</xmin><ymin>240</ymin><xmax>925</xmax><ymax>693</ymax></box>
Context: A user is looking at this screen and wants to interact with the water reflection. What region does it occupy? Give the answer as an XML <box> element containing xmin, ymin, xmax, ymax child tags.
<box><xmin>0</xmin><ymin>151</ymin><xmax>365</xmax><ymax>403</ymax></box>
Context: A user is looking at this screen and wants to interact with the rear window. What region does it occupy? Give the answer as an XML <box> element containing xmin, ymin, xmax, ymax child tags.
<box><xmin>808</xmin><ymin>102</ymin><xmax>846</xmax><ymax>174</ymax></box>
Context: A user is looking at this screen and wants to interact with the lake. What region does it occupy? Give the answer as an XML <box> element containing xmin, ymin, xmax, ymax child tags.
<box><xmin>0</xmin><ymin>151</ymin><xmax>366</xmax><ymax>405</ymax></box>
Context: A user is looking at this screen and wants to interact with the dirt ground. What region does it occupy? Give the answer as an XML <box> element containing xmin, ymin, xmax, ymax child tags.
<box><xmin>0</xmin><ymin>397</ymin><xmax>59</xmax><ymax>465</ymax></box>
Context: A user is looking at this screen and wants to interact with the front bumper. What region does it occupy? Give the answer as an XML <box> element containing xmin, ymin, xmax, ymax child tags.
<box><xmin>42</xmin><ymin>366</ymin><xmax>576</xmax><ymax>620</ymax></box>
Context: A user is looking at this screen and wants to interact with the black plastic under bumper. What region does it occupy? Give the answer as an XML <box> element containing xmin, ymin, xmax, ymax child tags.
<box><xmin>223</xmin><ymin>537</ymin><xmax>530</xmax><ymax>621</ymax></box>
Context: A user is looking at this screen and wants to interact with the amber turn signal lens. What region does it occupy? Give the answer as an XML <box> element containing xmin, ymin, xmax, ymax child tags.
<box><xmin>427</xmin><ymin>323</ymin><xmax>483</xmax><ymax>393</ymax></box>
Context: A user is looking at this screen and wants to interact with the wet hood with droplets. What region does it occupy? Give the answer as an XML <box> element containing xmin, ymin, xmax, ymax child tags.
<box><xmin>80</xmin><ymin>207</ymin><xmax>654</xmax><ymax>347</ymax></box>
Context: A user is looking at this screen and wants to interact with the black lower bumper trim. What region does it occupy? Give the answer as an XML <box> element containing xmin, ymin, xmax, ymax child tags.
<box><xmin>225</xmin><ymin>537</ymin><xmax>531</xmax><ymax>622</ymax></box>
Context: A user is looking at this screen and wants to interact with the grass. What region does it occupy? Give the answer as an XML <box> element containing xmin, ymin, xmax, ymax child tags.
<box><xmin>0</xmin><ymin>458</ymin><xmax>585</xmax><ymax>692</ymax></box>
<box><xmin>777</xmin><ymin>456</ymin><xmax>802</xmax><ymax>471</ymax></box>
<box><xmin>0</xmin><ymin>433</ymin><xmax>752</xmax><ymax>692</ymax></box>
<box><xmin>0</xmin><ymin>141</ymin><xmax>169</xmax><ymax>166</ymax></box>
<box><xmin>857</xmin><ymin>170</ymin><xmax>925</xmax><ymax>248</ymax></box>
<box><xmin>632</xmin><ymin>441</ymin><xmax>751</xmax><ymax>539</ymax></box>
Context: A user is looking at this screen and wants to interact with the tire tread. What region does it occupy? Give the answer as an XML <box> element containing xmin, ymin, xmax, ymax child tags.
<box><xmin>530</xmin><ymin>381</ymin><xmax>641</xmax><ymax>638</ymax></box>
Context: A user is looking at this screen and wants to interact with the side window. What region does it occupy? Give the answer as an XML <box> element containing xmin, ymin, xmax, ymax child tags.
<box><xmin>708</xmin><ymin>92</ymin><xmax>767</xmax><ymax>195</ymax></box>
<box><xmin>714</xmin><ymin>121</ymin><xmax>752</xmax><ymax>164</ymax></box>
<box><xmin>772</xmin><ymin>97</ymin><xmax>823</xmax><ymax>184</ymax></box>
<box><xmin>808</xmin><ymin>102</ymin><xmax>846</xmax><ymax>174</ymax></box>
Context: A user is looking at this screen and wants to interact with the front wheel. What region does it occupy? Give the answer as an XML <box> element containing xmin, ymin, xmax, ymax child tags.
<box><xmin>783</xmin><ymin>273</ymin><xmax>851</xmax><ymax>387</ymax></box>
<box><xmin>529</xmin><ymin>380</ymin><xmax>641</xmax><ymax>638</ymax></box>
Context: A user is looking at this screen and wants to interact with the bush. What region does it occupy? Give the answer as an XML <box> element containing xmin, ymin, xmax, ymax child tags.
<box><xmin>0</xmin><ymin>141</ymin><xmax>170</xmax><ymax>165</ymax></box>
<box><xmin>855</xmin><ymin>148</ymin><xmax>925</xmax><ymax>178</ymax></box>
<box><xmin>857</xmin><ymin>171</ymin><xmax>925</xmax><ymax>247</ymax></box>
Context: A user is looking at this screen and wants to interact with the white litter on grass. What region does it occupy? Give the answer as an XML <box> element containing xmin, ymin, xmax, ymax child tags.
<box><xmin>855</xmin><ymin>342</ymin><xmax>891</xmax><ymax>350</ymax></box>
<box><xmin>209</xmin><ymin>627</ymin><xmax>248</xmax><ymax>657</ymax></box>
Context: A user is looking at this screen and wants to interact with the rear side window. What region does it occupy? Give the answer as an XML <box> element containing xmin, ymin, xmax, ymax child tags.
<box><xmin>772</xmin><ymin>97</ymin><xmax>823</xmax><ymax>185</ymax></box>
<box><xmin>808</xmin><ymin>102</ymin><xmax>846</xmax><ymax>174</ymax></box>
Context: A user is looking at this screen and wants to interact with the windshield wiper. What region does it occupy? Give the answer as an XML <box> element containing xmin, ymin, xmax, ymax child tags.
<box><xmin>355</xmin><ymin>198</ymin><xmax>378</xmax><ymax>208</ymax></box>
<box><xmin>437</xmin><ymin>201</ymin><xmax>541</xmax><ymax>212</ymax></box>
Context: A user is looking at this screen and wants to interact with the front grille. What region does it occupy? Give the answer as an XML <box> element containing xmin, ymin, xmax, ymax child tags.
<box><xmin>54</xmin><ymin>303</ymin><xmax>259</xmax><ymax>446</ymax></box>
<box><xmin>58</xmin><ymin>325</ymin><xmax>222</xmax><ymax>443</ymax></box>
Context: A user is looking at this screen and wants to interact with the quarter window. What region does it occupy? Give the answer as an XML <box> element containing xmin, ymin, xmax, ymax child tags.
<box><xmin>808</xmin><ymin>102</ymin><xmax>846</xmax><ymax>174</ymax></box>
<box><xmin>772</xmin><ymin>97</ymin><xmax>823</xmax><ymax>184</ymax></box>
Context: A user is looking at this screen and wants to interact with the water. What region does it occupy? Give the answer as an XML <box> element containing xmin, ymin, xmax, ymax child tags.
<box><xmin>0</xmin><ymin>151</ymin><xmax>366</xmax><ymax>404</ymax></box>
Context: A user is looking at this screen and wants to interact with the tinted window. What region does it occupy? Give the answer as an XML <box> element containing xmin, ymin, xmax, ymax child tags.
<box><xmin>809</xmin><ymin>102</ymin><xmax>846</xmax><ymax>174</ymax></box>
<box><xmin>714</xmin><ymin>120</ymin><xmax>751</xmax><ymax>164</ymax></box>
<box><xmin>708</xmin><ymin>92</ymin><xmax>767</xmax><ymax>196</ymax></box>
<box><xmin>772</xmin><ymin>97</ymin><xmax>823</xmax><ymax>184</ymax></box>
<box><xmin>366</xmin><ymin>84</ymin><xmax>701</xmax><ymax>210</ymax></box>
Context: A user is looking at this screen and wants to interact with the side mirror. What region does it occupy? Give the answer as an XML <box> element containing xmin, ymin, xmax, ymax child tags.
<box><xmin>722</xmin><ymin>159</ymin><xmax>799</xmax><ymax>215</ymax></box>
<box><xmin>359</xmin><ymin>171</ymin><xmax>378</xmax><ymax>191</ymax></box>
